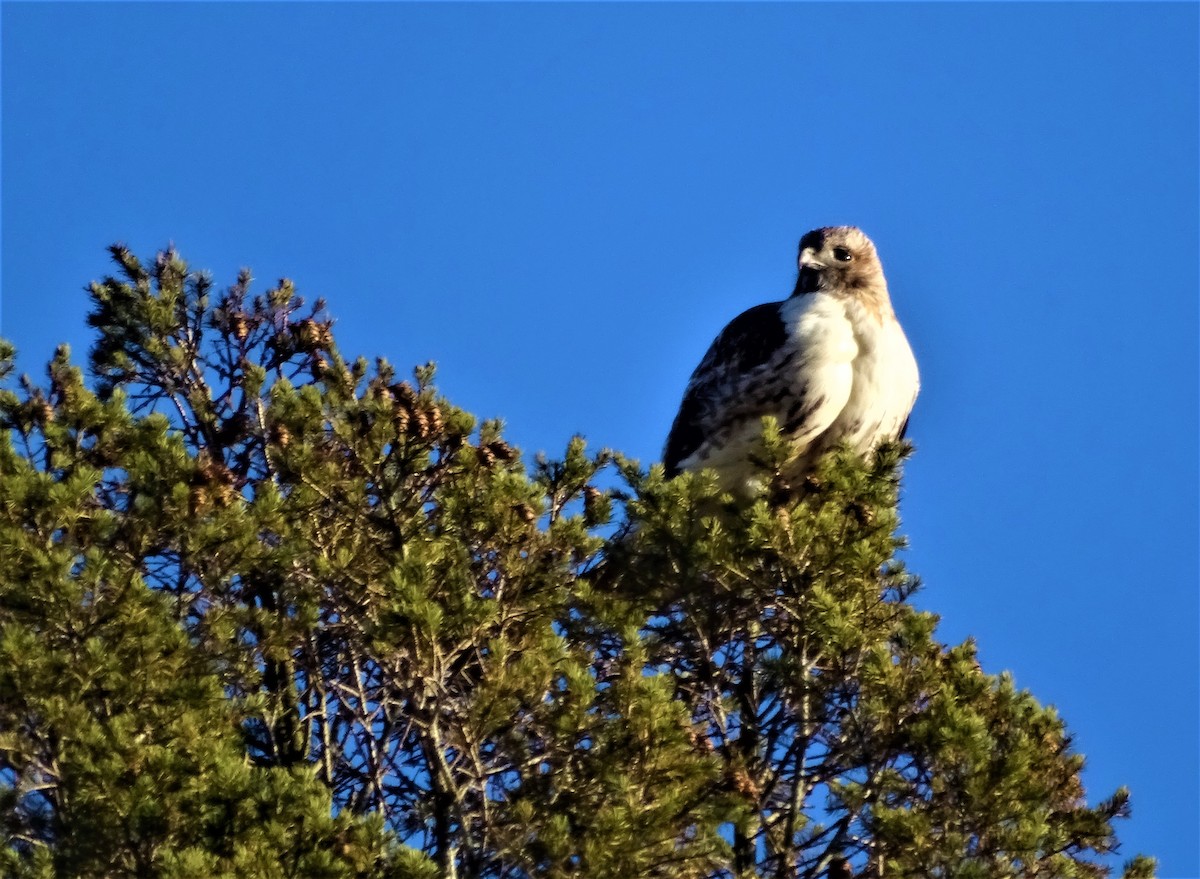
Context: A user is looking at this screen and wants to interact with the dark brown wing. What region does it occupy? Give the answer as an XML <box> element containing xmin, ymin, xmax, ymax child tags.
<box><xmin>663</xmin><ymin>301</ymin><xmax>789</xmax><ymax>475</ymax></box>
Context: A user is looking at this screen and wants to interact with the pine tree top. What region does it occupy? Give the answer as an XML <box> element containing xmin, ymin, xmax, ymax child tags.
<box><xmin>0</xmin><ymin>247</ymin><xmax>1156</xmax><ymax>879</ymax></box>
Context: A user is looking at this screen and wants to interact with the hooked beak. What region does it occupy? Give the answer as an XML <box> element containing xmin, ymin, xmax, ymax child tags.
<box><xmin>799</xmin><ymin>247</ymin><xmax>825</xmax><ymax>269</ymax></box>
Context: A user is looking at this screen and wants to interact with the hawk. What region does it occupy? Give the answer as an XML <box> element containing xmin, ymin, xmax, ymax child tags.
<box><xmin>663</xmin><ymin>226</ymin><xmax>919</xmax><ymax>498</ymax></box>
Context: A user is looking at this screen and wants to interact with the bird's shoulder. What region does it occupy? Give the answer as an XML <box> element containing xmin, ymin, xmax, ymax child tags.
<box><xmin>693</xmin><ymin>299</ymin><xmax>791</xmax><ymax>379</ymax></box>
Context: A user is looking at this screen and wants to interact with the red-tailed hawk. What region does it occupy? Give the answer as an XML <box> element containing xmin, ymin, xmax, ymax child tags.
<box><xmin>663</xmin><ymin>226</ymin><xmax>919</xmax><ymax>498</ymax></box>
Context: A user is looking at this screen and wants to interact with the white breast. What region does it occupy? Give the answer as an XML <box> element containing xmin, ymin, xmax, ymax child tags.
<box><xmin>781</xmin><ymin>293</ymin><xmax>858</xmax><ymax>446</ymax></box>
<box><xmin>822</xmin><ymin>297</ymin><xmax>919</xmax><ymax>453</ymax></box>
<box><xmin>778</xmin><ymin>292</ymin><xmax>919</xmax><ymax>480</ymax></box>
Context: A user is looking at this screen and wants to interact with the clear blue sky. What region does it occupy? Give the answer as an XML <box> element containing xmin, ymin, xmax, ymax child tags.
<box><xmin>3</xmin><ymin>2</ymin><xmax>1197</xmax><ymax>874</ymax></box>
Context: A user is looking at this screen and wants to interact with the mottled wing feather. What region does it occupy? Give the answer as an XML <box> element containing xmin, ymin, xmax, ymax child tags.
<box><xmin>663</xmin><ymin>301</ymin><xmax>790</xmax><ymax>474</ymax></box>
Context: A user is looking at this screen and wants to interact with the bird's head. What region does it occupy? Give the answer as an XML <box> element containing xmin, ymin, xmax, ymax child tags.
<box><xmin>793</xmin><ymin>226</ymin><xmax>887</xmax><ymax>298</ymax></box>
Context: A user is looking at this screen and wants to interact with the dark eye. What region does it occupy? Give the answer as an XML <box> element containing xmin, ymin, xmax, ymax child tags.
<box><xmin>832</xmin><ymin>246</ymin><xmax>853</xmax><ymax>262</ymax></box>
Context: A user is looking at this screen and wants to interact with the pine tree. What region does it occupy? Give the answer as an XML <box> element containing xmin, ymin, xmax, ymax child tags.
<box><xmin>0</xmin><ymin>247</ymin><xmax>1155</xmax><ymax>878</ymax></box>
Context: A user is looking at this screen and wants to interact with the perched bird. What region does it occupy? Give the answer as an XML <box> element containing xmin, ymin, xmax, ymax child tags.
<box><xmin>663</xmin><ymin>226</ymin><xmax>919</xmax><ymax>499</ymax></box>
